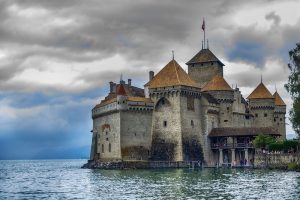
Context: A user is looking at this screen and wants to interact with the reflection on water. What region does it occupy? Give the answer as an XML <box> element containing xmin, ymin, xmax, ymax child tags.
<box><xmin>0</xmin><ymin>160</ymin><xmax>299</xmax><ymax>199</ymax></box>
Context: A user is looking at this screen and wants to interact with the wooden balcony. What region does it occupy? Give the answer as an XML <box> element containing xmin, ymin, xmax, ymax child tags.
<box><xmin>211</xmin><ymin>143</ymin><xmax>254</xmax><ymax>149</ymax></box>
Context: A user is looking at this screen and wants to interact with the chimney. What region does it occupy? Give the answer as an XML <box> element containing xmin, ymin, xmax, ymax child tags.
<box><xmin>109</xmin><ymin>81</ymin><xmax>114</xmax><ymax>93</ymax></box>
<box><xmin>149</xmin><ymin>71</ymin><xmax>154</xmax><ymax>81</ymax></box>
<box><xmin>128</xmin><ymin>79</ymin><xmax>132</xmax><ymax>86</ymax></box>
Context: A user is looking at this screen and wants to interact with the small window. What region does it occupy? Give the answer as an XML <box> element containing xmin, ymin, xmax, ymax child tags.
<box><xmin>106</xmin><ymin>132</ymin><xmax>108</xmax><ymax>135</ymax></box>
<box><xmin>264</xmin><ymin>113</ymin><xmax>267</xmax><ymax>117</ymax></box>
<box><xmin>106</xmin><ymin>138</ymin><xmax>108</xmax><ymax>141</ymax></box>
<box><xmin>117</xmin><ymin>101</ymin><xmax>120</xmax><ymax>104</ymax></box>
<box><xmin>227</xmin><ymin>107</ymin><xmax>230</xmax><ymax>111</ymax></box>
<box><xmin>163</xmin><ymin>121</ymin><xmax>167</xmax><ymax>127</ymax></box>
<box><xmin>109</xmin><ymin>143</ymin><xmax>111</xmax><ymax>152</ymax></box>
<box><xmin>280</xmin><ymin>118</ymin><xmax>282</xmax><ymax>121</ymax></box>
<box><xmin>212</xmin><ymin>121</ymin><xmax>215</xmax><ymax>128</ymax></box>
<box><xmin>211</xmin><ymin>62</ymin><xmax>214</xmax><ymax>65</ymax></box>
<box><xmin>134</xmin><ymin>133</ymin><xmax>137</xmax><ymax>136</ymax></box>
<box><xmin>161</xmin><ymin>99</ymin><xmax>165</xmax><ymax>105</ymax></box>
<box><xmin>224</xmin><ymin>120</ymin><xmax>228</xmax><ymax>122</ymax></box>
<box><xmin>274</xmin><ymin>118</ymin><xmax>276</xmax><ymax>122</ymax></box>
<box><xmin>255</xmin><ymin>114</ymin><xmax>258</xmax><ymax>117</ymax></box>
<box><xmin>102</xmin><ymin>144</ymin><xmax>104</xmax><ymax>153</ymax></box>
<box><xmin>191</xmin><ymin>120</ymin><xmax>194</xmax><ymax>127</ymax></box>
<box><xmin>201</xmin><ymin>63</ymin><xmax>203</xmax><ymax>66</ymax></box>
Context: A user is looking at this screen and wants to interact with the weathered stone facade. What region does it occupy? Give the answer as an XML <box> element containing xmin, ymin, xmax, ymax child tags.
<box><xmin>89</xmin><ymin>47</ymin><xmax>286</xmax><ymax>167</ymax></box>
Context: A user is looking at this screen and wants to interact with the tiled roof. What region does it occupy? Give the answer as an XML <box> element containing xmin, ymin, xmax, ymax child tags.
<box><xmin>273</xmin><ymin>91</ymin><xmax>286</xmax><ymax>106</ymax></box>
<box><xmin>247</xmin><ymin>83</ymin><xmax>274</xmax><ymax>99</ymax></box>
<box><xmin>202</xmin><ymin>75</ymin><xmax>233</xmax><ymax>92</ymax></box>
<box><xmin>186</xmin><ymin>49</ymin><xmax>224</xmax><ymax>66</ymax></box>
<box><xmin>96</xmin><ymin>97</ymin><xmax>117</xmax><ymax>108</ymax></box>
<box><xmin>148</xmin><ymin>59</ymin><xmax>198</xmax><ymax>89</ymax></box>
<box><xmin>116</xmin><ymin>84</ymin><xmax>127</xmax><ymax>96</ymax></box>
<box><xmin>128</xmin><ymin>96</ymin><xmax>153</xmax><ymax>103</ymax></box>
<box><xmin>208</xmin><ymin>127</ymin><xmax>280</xmax><ymax>137</ymax></box>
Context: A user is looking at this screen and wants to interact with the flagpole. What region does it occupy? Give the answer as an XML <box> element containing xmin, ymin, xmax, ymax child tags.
<box><xmin>202</xmin><ymin>18</ymin><xmax>205</xmax><ymax>49</ymax></box>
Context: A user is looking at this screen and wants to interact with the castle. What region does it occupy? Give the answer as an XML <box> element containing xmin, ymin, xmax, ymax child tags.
<box><xmin>89</xmin><ymin>45</ymin><xmax>286</xmax><ymax>167</ymax></box>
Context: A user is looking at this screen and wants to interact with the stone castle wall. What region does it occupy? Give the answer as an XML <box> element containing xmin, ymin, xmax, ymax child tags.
<box><xmin>180</xmin><ymin>94</ymin><xmax>203</xmax><ymax>161</ymax></box>
<box><xmin>120</xmin><ymin>111</ymin><xmax>152</xmax><ymax>161</ymax></box>
<box><xmin>92</xmin><ymin>111</ymin><xmax>122</xmax><ymax>161</ymax></box>
<box><xmin>249</xmin><ymin>99</ymin><xmax>275</xmax><ymax>127</ymax></box>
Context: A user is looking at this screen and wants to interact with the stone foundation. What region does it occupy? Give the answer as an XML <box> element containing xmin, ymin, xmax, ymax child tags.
<box><xmin>254</xmin><ymin>152</ymin><xmax>300</xmax><ymax>169</ymax></box>
<box><xmin>81</xmin><ymin>160</ymin><xmax>202</xmax><ymax>169</ymax></box>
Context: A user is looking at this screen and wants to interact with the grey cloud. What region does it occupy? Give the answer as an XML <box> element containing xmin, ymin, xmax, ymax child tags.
<box><xmin>0</xmin><ymin>0</ymin><xmax>298</xmax><ymax>92</ymax></box>
<box><xmin>265</xmin><ymin>11</ymin><xmax>281</xmax><ymax>26</ymax></box>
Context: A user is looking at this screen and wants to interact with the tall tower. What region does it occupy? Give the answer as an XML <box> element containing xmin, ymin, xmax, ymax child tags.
<box><xmin>187</xmin><ymin>48</ymin><xmax>224</xmax><ymax>88</ymax></box>
<box><xmin>273</xmin><ymin>91</ymin><xmax>286</xmax><ymax>139</ymax></box>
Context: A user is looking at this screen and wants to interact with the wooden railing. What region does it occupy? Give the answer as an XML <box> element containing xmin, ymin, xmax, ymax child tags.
<box><xmin>211</xmin><ymin>143</ymin><xmax>254</xmax><ymax>149</ymax></box>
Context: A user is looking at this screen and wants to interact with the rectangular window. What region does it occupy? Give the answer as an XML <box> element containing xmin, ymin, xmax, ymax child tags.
<box><xmin>187</xmin><ymin>96</ymin><xmax>195</xmax><ymax>111</ymax></box>
<box><xmin>255</xmin><ymin>113</ymin><xmax>258</xmax><ymax>117</ymax></box>
<box><xmin>264</xmin><ymin>113</ymin><xmax>267</xmax><ymax>117</ymax></box>
<box><xmin>109</xmin><ymin>143</ymin><xmax>111</xmax><ymax>152</ymax></box>
<box><xmin>163</xmin><ymin>121</ymin><xmax>167</xmax><ymax>127</ymax></box>
<box><xmin>102</xmin><ymin>144</ymin><xmax>104</xmax><ymax>153</ymax></box>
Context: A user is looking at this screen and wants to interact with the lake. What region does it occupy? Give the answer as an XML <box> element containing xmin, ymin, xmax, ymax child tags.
<box><xmin>0</xmin><ymin>160</ymin><xmax>299</xmax><ymax>199</ymax></box>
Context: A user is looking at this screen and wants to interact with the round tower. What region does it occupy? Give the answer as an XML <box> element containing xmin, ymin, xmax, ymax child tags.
<box><xmin>116</xmin><ymin>84</ymin><xmax>128</xmax><ymax>110</ymax></box>
<box><xmin>247</xmin><ymin>82</ymin><xmax>275</xmax><ymax>127</ymax></box>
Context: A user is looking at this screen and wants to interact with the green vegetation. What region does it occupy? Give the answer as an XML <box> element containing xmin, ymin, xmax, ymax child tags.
<box><xmin>287</xmin><ymin>162</ymin><xmax>300</xmax><ymax>171</ymax></box>
<box><xmin>254</xmin><ymin>134</ymin><xmax>299</xmax><ymax>153</ymax></box>
<box><xmin>253</xmin><ymin>134</ymin><xmax>275</xmax><ymax>149</ymax></box>
<box><xmin>285</xmin><ymin>43</ymin><xmax>300</xmax><ymax>137</ymax></box>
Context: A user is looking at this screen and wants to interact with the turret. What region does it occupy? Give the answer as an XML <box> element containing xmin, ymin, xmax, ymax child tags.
<box><xmin>273</xmin><ymin>91</ymin><xmax>286</xmax><ymax>139</ymax></box>
<box><xmin>202</xmin><ymin>75</ymin><xmax>234</xmax><ymax>127</ymax></box>
<box><xmin>116</xmin><ymin>83</ymin><xmax>128</xmax><ymax>110</ymax></box>
<box><xmin>247</xmin><ymin>82</ymin><xmax>275</xmax><ymax>127</ymax></box>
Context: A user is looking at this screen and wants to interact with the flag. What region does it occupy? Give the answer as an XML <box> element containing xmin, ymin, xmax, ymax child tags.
<box><xmin>202</xmin><ymin>19</ymin><xmax>205</xmax><ymax>31</ymax></box>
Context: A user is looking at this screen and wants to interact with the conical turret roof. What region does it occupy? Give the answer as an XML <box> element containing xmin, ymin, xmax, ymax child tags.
<box><xmin>186</xmin><ymin>49</ymin><xmax>224</xmax><ymax>66</ymax></box>
<box><xmin>273</xmin><ymin>91</ymin><xmax>286</xmax><ymax>106</ymax></box>
<box><xmin>202</xmin><ymin>75</ymin><xmax>233</xmax><ymax>92</ymax></box>
<box><xmin>116</xmin><ymin>84</ymin><xmax>127</xmax><ymax>96</ymax></box>
<box><xmin>148</xmin><ymin>59</ymin><xmax>198</xmax><ymax>89</ymax></box>
<box><xmin>247</xmin><ymin>83</ymin><xmax>273</xmax><ymax>99</ymax></box>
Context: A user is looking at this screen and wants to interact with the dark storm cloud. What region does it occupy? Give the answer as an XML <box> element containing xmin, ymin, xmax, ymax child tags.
<box><xmin>0</xmin><ymin>0</ymin><xmax>297</xmax><ymax>88</ymax></box>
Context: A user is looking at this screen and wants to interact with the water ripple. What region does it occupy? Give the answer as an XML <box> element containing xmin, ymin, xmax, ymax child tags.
<box><xmin>0</xmin><ymin>160</ymin><xmax>299</xmax><ymax>199</ymax></box>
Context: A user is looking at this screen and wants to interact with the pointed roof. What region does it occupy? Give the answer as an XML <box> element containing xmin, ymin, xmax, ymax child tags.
<box><xmin>186</xmin><ymin>49</ymin><xmax>224</xmax><ymax>66</ymax></box>
<box><xmin>116</xmin><ymin>84</ymin><xmax>127</xmax><ymax>96</ymax></box>
<box><xmin>148</xmin><ymin>59</ymin><xmax>198</xmax><ymax>89</ymax></box>
<box><xmin>273</xmin><ymin>91</ymin><xmax>286</xmax><ymax>106</ymax></box>
<box><xmin>247</xmin><ymin>83</ymin><xmax>273</xmax><ymax>99</ymax></box>
<box><xmin>202</xmin><ymin>75</ymin><xmax>233</xmax><ymax>92</ymax></box>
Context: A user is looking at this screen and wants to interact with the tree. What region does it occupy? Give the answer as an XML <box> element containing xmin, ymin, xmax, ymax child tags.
<box><xmin>253</xmin><ymin>134</ymin><xmax>275</xmax><ymax>149</ymax></box>
<box><xmin>285</xmin><ymin>43</ymin><xmax>300</xmax><ymax>136</ymax></box>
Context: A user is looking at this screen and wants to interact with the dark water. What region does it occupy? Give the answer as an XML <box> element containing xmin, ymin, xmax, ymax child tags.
<box><xmin>0</xmin><ymin>160</ymin><xmax>300</xmax><ymax>200</ymax></box>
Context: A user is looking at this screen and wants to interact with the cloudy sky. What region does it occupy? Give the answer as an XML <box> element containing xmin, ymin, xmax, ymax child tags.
<box><xmin>0</xmin><ymin>0</ymin><xmax>299</xmax><ymax>159</ymax></box>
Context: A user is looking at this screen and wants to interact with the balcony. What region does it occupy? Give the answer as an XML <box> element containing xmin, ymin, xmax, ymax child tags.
<box><xmin>211</xmin><ymin>143</ymin><xmax>254</xmax><ymax>149</ymax></box>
